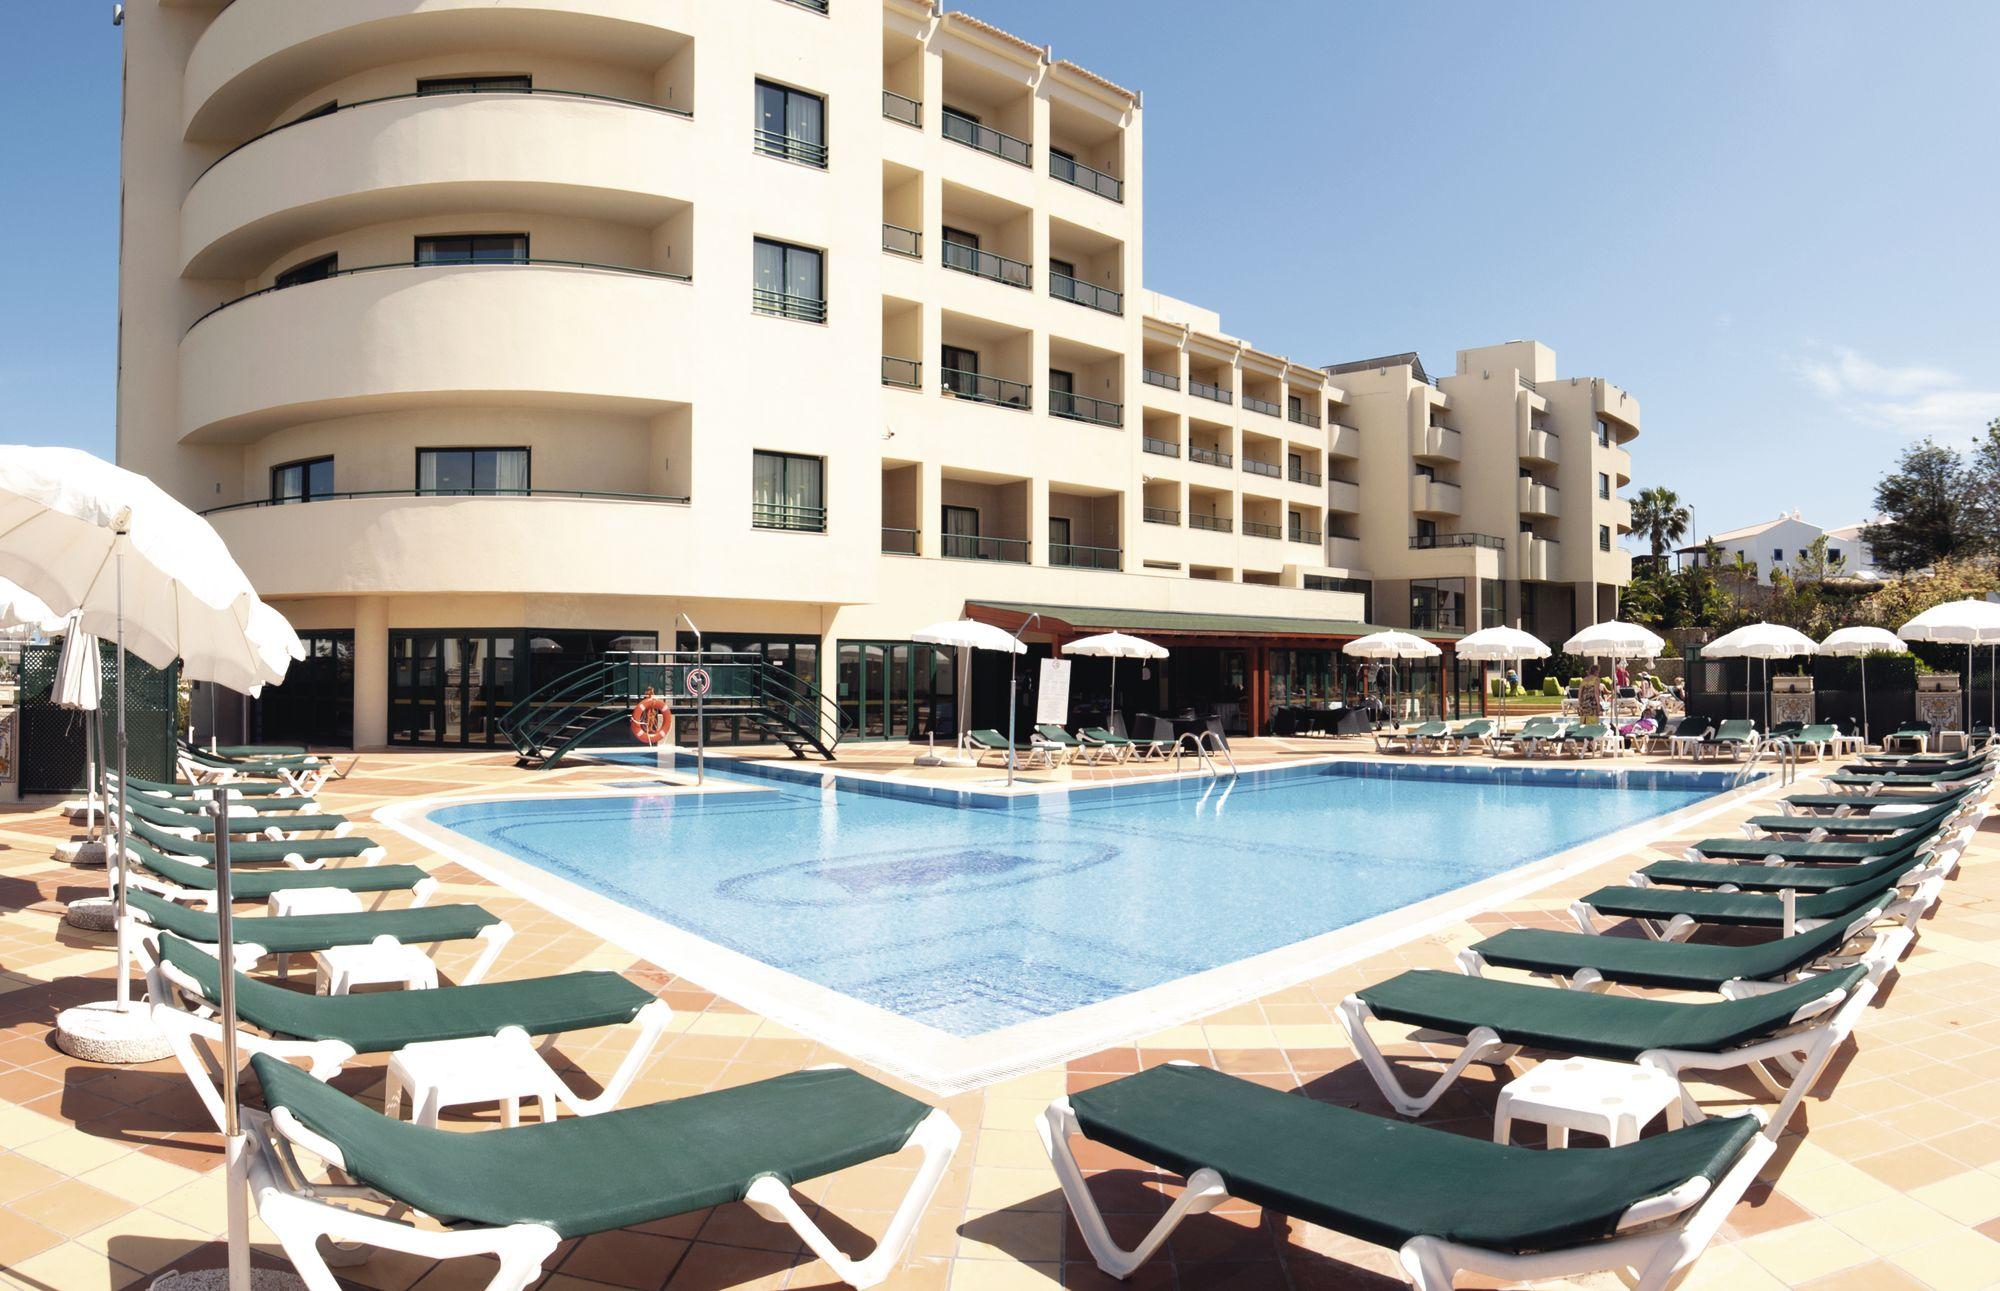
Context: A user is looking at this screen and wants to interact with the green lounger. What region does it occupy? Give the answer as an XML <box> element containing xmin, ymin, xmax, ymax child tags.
<box><xmin>145</xmin><ymin>933</ymin><xmax>669</xmax><ymax>1131</ymax></box>
<box><xmin>1377</xmin><ymin>720</ymin><xmax>1448</xmax><ymax>753</ymax></box>
<box><xmin>1826</xmin><ymin>764</ymin><xmax>1989</xmax><ymax>789</ymax></box>
<box><xmin>244</xmin><ymin>1052</ymin><xmax>958</xmax><ymax>1290</ymax></box>
<box><xmin>1339</xmin><ymin>964</ymin><xmax>1872</xmax><ymax>1127</ymax></box>
<box><xmin>1702</xmin><ymin>719</ymin><xmax>1759</xmax><ymax>757</ymax></box>
<box><xmin>182</xmin><ymin>745</ymin><xmax>319</xmax><ymax>772</ymax></box>
<box><xmin>207</xmin><ymin>744</ymin><xmax>309</xmax><ymax>758</ymax></box>
<box><xmin>1684</xmin><ymin>827</ymin><xmax>1939</xmax><ymax>863</ymax></box>
<box><xmin>126</xmin><ymin>889</ymin><xmax>511</xmax><ymax>983</ymax></box>
<box><xmin>1781</xmin><ymin>788</ymin><xmax>1969</xmax><ymax>813</ymax></box>
<box><xmin>118</xmin><ymin>772</ymin><xmax>317</xmax><ymax>809</ymax></box>
<box><xmin>1042</xmin><ymin>1063</ymin><xmax>1773</xmax><ymax>1288</ymax></box>
<box><xmin>1460</xmin><ymin>901</ymin><xmax>1892</xmax><ymax>992</ymax></box>
<box><xmin>122</xmin><ymin>792</ymin><xmax>352</xmax><ymax>839</ymax></box>
<box><xmin>124</xmin><ymin>837</ymin><xmax>432</xmax><ymax>909</ymax></box>
<box><xmin>1842</xmin><ymin>752</ymin><xmax>1989</xmax><ymax>776</ymax></box>
<box><xmin>1572</xmin><ymin>855</ymin><xmax>1930</xmax><ymax>935</ymax></box>
<box><xmin>1742</xmin><ymin>798</ymin><xmax>1963</xmax><ymax>837</ymax></box>
<box><xmin>1440</xmin><ymin>717</ymin><xmax>1495</xmax><ymax>751</ymax></box>
<box><xmin>968</xmin><ymin>728</ymin><xmax>1049</xmax><ymax>767</ymax></box>
<box><xmin>1634</xmin><ymin>838</ymin><xmax>1932</xmax><ymax>893</ymax></box>
<box><xmin>130</xmin><ymin>816</ymin><xmax>384</xmax><ymax>868</ymax></box>
<box><xmin>1035</xmin><ymin>723</ymin><xmax>1082</xmax><ymax>750</ymax></box>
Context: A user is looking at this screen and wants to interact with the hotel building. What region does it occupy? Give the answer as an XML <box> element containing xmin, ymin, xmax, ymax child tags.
<box><xmin>117</xmin><ymin>0</ymin><xmax>1638</xmax><ymax>751</ymax></box>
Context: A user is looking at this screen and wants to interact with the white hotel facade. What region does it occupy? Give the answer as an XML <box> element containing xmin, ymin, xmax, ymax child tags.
<box><xmin>117</xmin><ymin>0</ymin><xmax>1639</xmax><ymax>750</ymax></box>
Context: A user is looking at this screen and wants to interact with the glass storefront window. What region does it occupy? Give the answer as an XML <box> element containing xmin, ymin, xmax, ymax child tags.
<box><xmin>835</xmin><ymin>640</ymin><xmax>959</xmax><ymax>741</ymax></box>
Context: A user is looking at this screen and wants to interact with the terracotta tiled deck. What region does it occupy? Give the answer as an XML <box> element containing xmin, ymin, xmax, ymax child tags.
<box><xmin>0</xmin><ymin>742</ymin><xmax>1995</xmax><ymax>1290</ymax></box>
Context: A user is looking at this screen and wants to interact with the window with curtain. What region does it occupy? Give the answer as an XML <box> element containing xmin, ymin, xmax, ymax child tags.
<box><xmin>271</xmin><ymin>457</ymin><xmax>334</xmax><ymax>504</ymax></box>
<box><xmin>275</xmin><ymin>254</ymin><xmax>337</xmax><ymax>289</ymax></box>
<box><xmin>753</xmin><ymin>80</ymin><xmax>827</xmax><ymax>167</ymax></box>
<box><xmin>416</xmin><ymin>448</ymin><xmax>530</xmax><ymax>495</ymax></box>
<box><xmin>751</xmin><ymin>451</ymin><xmax>825</xmax><ymax>531</ymax></box>
<box><xmin>752</xmin><ymin>238</ymin><xmax>826</xmax><ymax>321</ymax></box>
<box><xmin>417</xmin><ymin>75</ymin><xmax>532</xmax><ymax>95</ymax></box>
<box><xmin>415</xmin><ymin>233</ymin><xmax>529</xmax><ymax>265</ymax></box>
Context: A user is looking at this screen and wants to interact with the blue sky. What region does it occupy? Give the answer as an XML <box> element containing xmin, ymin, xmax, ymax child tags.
<box><xmin>5</xmin><ymin>2</ymin><xmax>1996</xmax><ymax>543</ymax></box>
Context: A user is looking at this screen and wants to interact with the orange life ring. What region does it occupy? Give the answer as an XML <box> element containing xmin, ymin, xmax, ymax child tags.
<box><xmin>630</xmin><ymin>694</ymin><xmax>671</xmax><ymax>745</ymax></box>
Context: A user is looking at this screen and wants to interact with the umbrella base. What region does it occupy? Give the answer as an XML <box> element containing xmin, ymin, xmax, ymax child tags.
<box><xmin>56</xmin><ymin>839</ymin><xmax>108</xmax><ymax>867</ymax></box>
<box><xmin>63</xmin><ymin>896</ymin><xmax>118</xmax><ymax>931</ymax></box>
<box><xmin>914</xmin><ymin>754</ymin><xmax>976</xmax><ymax>767</ymax></box>
<box><xmin>54</xmin><ymin>1000</ymin><xmax>173</xmax><ymax>1064</ymax></box>
<box><xmin>151</xmin><ymin>1269</ymin><xmax>310</xmax><ymax>1289</ymax></box>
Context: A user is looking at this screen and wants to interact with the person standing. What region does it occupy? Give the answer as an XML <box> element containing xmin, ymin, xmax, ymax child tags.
<box><xmin>1580</xmin><ymin>663</ymin><xmax>1604</xmax><ymax>723</ymax></box>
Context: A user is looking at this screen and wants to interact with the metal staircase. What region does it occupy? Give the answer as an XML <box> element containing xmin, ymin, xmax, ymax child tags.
<box><xmin>498</xmin><ymin>652</ymin><xmax>848</xmax><ymax>769</ymax></box>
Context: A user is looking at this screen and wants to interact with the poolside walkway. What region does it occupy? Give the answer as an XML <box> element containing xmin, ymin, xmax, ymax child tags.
<box><xmin>0</xmin><ymin>744</ymin><xmax>1995</xmax><ymax>1289</ymax></box>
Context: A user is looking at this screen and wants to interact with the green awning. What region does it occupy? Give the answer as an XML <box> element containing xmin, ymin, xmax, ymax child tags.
<box><xmin>966</xmin><ymin>601</ymin><xmax>1462</xmax><ymax>643</ymax></box>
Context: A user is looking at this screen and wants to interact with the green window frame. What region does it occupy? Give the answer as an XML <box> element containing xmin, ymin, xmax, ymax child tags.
<box><xmin>752</xmin><ymin>451</ymin><xmax>826</xmax><ymax>531</ymax></box>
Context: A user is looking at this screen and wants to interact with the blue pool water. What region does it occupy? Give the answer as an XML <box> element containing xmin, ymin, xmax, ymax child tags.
<box><xmin>428</xmin><ymin>759</ymin><xmax>1730</xmax><ymax>1036</ymax></box>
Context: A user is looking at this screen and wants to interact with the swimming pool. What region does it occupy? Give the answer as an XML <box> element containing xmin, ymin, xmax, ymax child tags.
<box><xmin>420</xmin><ymin>757</ymin><xmax>1740</xmax><ymax>1057</ymax></box>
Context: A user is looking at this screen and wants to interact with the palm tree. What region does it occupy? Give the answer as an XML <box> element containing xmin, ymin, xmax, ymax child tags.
<box><xmin>1631</xmin><ymin>486</ymin><xmax>1691</xmax><ymax>562</ymax></box>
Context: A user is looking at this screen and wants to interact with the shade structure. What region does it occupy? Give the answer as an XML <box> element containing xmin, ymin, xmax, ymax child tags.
<box><xmin>1061</xmin><ymin>633</ymin><xmax>1168</xmax><ymax>736</ymax></box>
<box><xmin>1455</xmin><ymin>626</ymin><xmax>1550</xmax><ymax>722</ymax></box>
<box><xmin>1820</xmin><ymin>626</ymin><xmax>1908</xmax><ymax>745</ymax></box>
<box><xmin>54</xmin><ymin>618</ymin><xmax>107</xmax><ymax>852</ymax></box>
<box><xmin>1562</xmin><ymin>620</ymin><xmax>1665</xmax><ymax>659</ymax></box>
<box><xmin>912</xmin><ymin>619</ymin><xmax>1027</xmax><ymax>761</ymax></box>
<box><xmin>0</xmin><ymin>576</ymin><xmax>58</xmax><ymax>632</ymax></box>
<box><xmin>1703</xmin><ymin>623</ymin><xmax>1818</xmax><ymax>728</ymax></box>
<box><xmin>1898</xmin><ymin>599</ymin><xmax>2000</xmax><ymax>734</ymax></box>
<box><xmin>1345</xmin><ymin>631</ymin><xmax>1441</xmax><ymax>721</ymax></box>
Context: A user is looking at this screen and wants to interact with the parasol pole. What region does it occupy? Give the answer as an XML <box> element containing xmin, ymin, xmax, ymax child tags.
<box><xmin>113</xmin><ymin>544</ymin><xmax>131</xmax><ymax>1012</ymax></box>
<box><xmin>209</xmin><ymin>786</ymin><xmax>253</xmax><ymax>1291</ymax></box>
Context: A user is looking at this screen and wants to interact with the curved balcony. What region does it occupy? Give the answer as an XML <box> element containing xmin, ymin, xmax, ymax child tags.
<box><xmin>179</xmin><ymin>261</ymin><xmax>695</xmax><ymax>442</ymax></box>
<box><xmin>1517</xmin><ymin>478</ymin><xmax>1560</xmax><ymax>519</ymax></box>
<box><xmin>1410</xmin><ymin>477</ymin><xmax>1462</xmax><ymax>518</ymax></box>
<box><xmin>182</xmin><ymin>89</ymin><xmax>694</xmax><ymax>278</ymax></box>
<box><xmin>184</xmin><ymin>0</ymin><xmax>691</xmax><ymax>142</ymax></box>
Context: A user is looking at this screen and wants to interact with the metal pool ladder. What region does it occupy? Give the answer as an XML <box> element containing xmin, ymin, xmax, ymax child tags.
<box><xmin>1735</xmin><ymin>738</ymin><xmax>1799</xmax><ymax>789</ymax></box>
<box><xmin>1173</xmin><ymin>730</ymin><xmax>1239</xmax><ymax>779</ymax></box>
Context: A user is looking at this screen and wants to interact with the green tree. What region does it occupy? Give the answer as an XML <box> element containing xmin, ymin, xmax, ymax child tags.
<box><xmin>1863</xmin><ymin>438</ymin><xmax>1978</xmax><ymax>573</ymax></box>
<box><xmin>1969</xmin><ymin>417</ymin><xmax>2000</xmax><ymax>557</ymax></box>
<box><xmin>1630</xmin><ymin>486</ymin><xmax>1691</xmax><ymax>562</ymax></box>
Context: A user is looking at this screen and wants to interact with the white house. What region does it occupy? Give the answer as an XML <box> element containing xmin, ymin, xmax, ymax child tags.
<box><xmin>1678</xmin><ymin>511</ymin><xmax>1881</xmax><ymax>584</ymax></box>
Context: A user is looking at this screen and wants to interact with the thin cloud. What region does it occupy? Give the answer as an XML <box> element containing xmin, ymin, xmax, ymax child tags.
<box><xmin>1790</xmin><ymin>344</ymin><xmax>1997</xmax><ymax>441</ymax></box>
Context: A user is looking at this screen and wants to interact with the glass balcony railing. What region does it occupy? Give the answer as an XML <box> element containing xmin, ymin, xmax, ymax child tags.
<box><xmin>942</xmin><ymin>109</ymin><xmax>1031</xmax><ymax>167</ymax></box>
<box><xmin>1049</xmin><ymin>271</ymin><xmax>1123</xmax><ymax>315</ymax></box>
<box><xmin>941</xmin><ymin>534</ymin><xmax>1030</xmax><ymax>562</ymax></box>
<box><xmin>1189</xmin><ymin>378</ymin><xmax>1232</xmax><ymax>404</ymax></box>
<box><xmin>1243</xmin><ymin>520</ymin><xmax>1282</xmax><ymax>540</ymax></box>
<box><xmin>1188</xmin><ymin>445</ymin><xmax>1233</xmax><ymax>468</ymax></box>
<box><xmin>1141</xmin><ymin>436</ymin><xmax>1179</xmax><ymax>457</ymax></box>
<box><xmin>1288</xmin><ymin>466</ymin><xmax>1322</xmax><ymax>486</ymax></box>
<box><xmin>1289</xmin><ymin>527</ymin><xmax>1323</xmax><ymax>545</ymax></box>
<box><xmin>941</xmin><ymin>240</ymin><xmax>1031</xmax><ymax>289</ymax></box>
<box><xmin>1050</xmin><ymin>153</ymin><xmax>1123</xmax><ymax>201</ymax></box>
<box><xmin>881</xmin><ymin>526</ymin><xmax>920</xmax><ymax>555</ymax></box>
<box><xmin>881</xmin><ymin>223</ymin><xmax>922</xmax><ymax>258</ymax></box>
<box><xmin>880</xmin><ymin>356</ymin><xmax>921</xmax><ymax>389</ymax></box>
<box><xmin>752</xmin><ymin>501</ymin><xmax>827</xmax><ymax>532</ymax></box>
<box><xmin>1242</xmin><ymin>393</ymin><xmax>1281</xmax><ymax>417</ymax></box>
<box><xmin>881</xmin><ymin>90</ymin><xmax>922</xmax><ymax>128</ymax></box>
<box><xmin>941</xmin><ymin>368</ymin><xmax>1031</xmax><ymax>410</ymax></box>
<box><xmin>1409</xmin><ymin>532</ymin><xmax>1507</xmax><ymax>551</ymax></box>
<box><xmin>1143</xmin><ymin>506</ymin><xmax>1180</xmax><ymax>525</ymax></box>
<box><xmin>1050</xmin><ymin>391</ymin><xmax>1123</xmax><ymax>428</ymax></box>
<box><xmin>1289</xmin><ymin>406</ymin><xmax>1322</xmax><ymax>428</ymax></box>
<box><xmin>1188</xmin><ymin>513</ymin><xmax>1233</xmax><ymax>533</ymax></box>
<box><xmin>752</xmin><ymin>288</ymin><xmax>826</xmax><ymax>323</ymax></box>
<box><xmin>1142</xmin><ymin>367</ymin><xmax>1180</xmax><ymax>390</ymax></box>
<box><xmin>1242</xmin><ymin>459</ymin><xmax>1282</xmax><ymax>479</ymax></box>
<box><xmin>1049</xmin><ymin>543</ymin><xmax>1121</xmax><ymax>571</ymax></box>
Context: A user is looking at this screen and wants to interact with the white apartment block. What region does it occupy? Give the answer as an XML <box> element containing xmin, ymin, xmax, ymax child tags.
<box><xmin>1680</xmin><ymin>512</ymin><xmax>1882</xmax><ymax>584</ymax></box>
<box><xmin>117</xmin><ymin>0</ymin><xmax>1639</xmax><ymax>751</ymax></box>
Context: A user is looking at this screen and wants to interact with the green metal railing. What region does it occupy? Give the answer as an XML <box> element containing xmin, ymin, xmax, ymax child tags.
<box><xmin>1142</xmin><ymin>436</ymin><xmax>1179</xmax><ymax>457</ymax></box>
<box><xmin>942</xmin><ymin>109</ymin><xmax>1031</xmax><ymax>166</ymax></box>
<box><xmin>754</xmin><ymin>127</ymin><xmax>829</xmax><ymax>167</ymax></box>
<box><xmin>881</xmin><ymin>356</ymin><xmax>922</xmax><ymax>389</ymax></box>
<box><xmin>882</xmin><ymin>90</ymin><xmax>922</xmax><ymax>127</ymax></box>
<box><xmin>1049</xmin><ymin>543</ymin><xmax>1121</xmax><ymax>570</ymax></box>
<box><xmin>200</xmin><ymin>486</ymin><xmax>690</xmax><ymax>517</ymax></box>
<box><xmin>1050</xmin><ymin>391</ymin><xmax>1122</xmax><ymax>427</ymax></box>
<box><xmin>1190</xmin><ymin>378</ymin><xmax>1233</xmax><ymax>404</ymax></box>
<box><xmin>1243</xmin><ymin>393</ymin><xmax>1282</xmax><ymax>417</ymax></box>
<box><xmin>1243</xmin><ymin>520</ymin><xmax>1283</xmax><ymax>540</ymax></box>
<box><xmin>191</xmin><ymin>258</ymin><xmax>690</xmax><ymax>333</ymax></box>
<box><xmin>882</xmin><ymin>223</ymin><xmax>922</xmax><ymax>258</ymax></box>
<box><xmin>941</xmin><ymin>368</ymin><xmax>1031</xmax><ymax>410</ymax></box>
<box><xmin>1050</xmin><ymin>272</ymin><xmax>1123</xmax><ymax>315</ymax></box>
<box><xmin>752</xmin><ymin>501</ymin><xmax>828</xmax><ymax>532</ymax></box>
<box><xmin>753</xmin><ymin>288</ymin><xmax>828</xmax><ymax>323</ymax></box>
<box><xmin>942</xmin><ymin>241</ymin><xmax>1032</xmax><ymax>288</ymax></box>
<box><xmin>1189</xmin><ymin>445</ymin><xmax>1232</xmax><ymax>468</ymax></box>
<box><xmin>1050</xmin><ymin>153</ymin><xmax>1123</xmax><ymax>202</ymax></box>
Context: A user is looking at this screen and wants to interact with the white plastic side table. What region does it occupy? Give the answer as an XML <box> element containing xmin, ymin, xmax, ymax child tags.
<box><xmin>1493</xmin><ymin>1056</ymin><xmax>1683</xmax><ymax>1148</ymax></box>
<box><xmin>384</xmin><ymin>1034</ymin><xmax>561</xmax><ymax>1128</ymax></box>
<box><xmin>313</xmin><ymin>937</ymin><xmax>439</xmax><ymax>996</ymax></box>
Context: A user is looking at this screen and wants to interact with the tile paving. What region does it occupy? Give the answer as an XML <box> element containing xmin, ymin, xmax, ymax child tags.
<box><xmin>0</xmin><ymin>741</ymin><xmax>1989</xmax><ymax>1289</ymax></box>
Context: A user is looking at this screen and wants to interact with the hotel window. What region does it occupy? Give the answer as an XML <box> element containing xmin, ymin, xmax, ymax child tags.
<box><xmin>940</xmin><ymin>344</ymin><xmax>979</xmax><ymax>397</ymax></box>
<box><xmin>1773</xmin><ymin>547</ymin><xmax>1784</xmax><ymax>563</ymax></box>
<box><xmin>416</xmin><ymin>75</ymin><xmax>532</xmax><ymax>96</ymax></box>
<box><xmin>1598</xmin><ymin>472</ymin><xmax>1611</xmax><ymax>499</ymax></box>
<box><xmin>751</xmin><ymin>451</ymin><xmax>825</xmax><ymax>531</ymax></box>
<box><xmin>752</xmin><ymin>238</ymin><xmax>826</xmax><ymax>321</ymax></box>
<box><xmin>1480</xmin><ymin>577</ymin><xmax>1505</xmax><ymax>629</ymax></box>
<box><xmin>270</xmin><ymin>456</ymin><xmax>334</xmax><ymax>504</ymax></box>
<box><xmin>1596</xmin><ymin>419</ymin><xmax>1611</xmax><ymax>447</ymax></box>
<box><xmin>941</xmin><ymin>504</ymin><xmax>980</xmax><ymax>559</ymax></box>
<box><xmin>1410</xmin><ymin>578</ymin><xmax>1465</xmax><ymax>632</ymax></box>
<box><xmin>274</xmin><ymin>253</ymin><xmax>336</xmax><ymax>289</ymax></box>
<box><xmin>1599</xmin><ymin>525</ymin><xmax>1612</xmax><ymax>552</ymax></box>
<box><xmin>416</xmin><ymin>448</ymin><xmax>529</xmax><ymax>495</ymax></box>
<box><xmin>415</xmin><ymin>233</ymin><xmax>528</xmax><ymax>265</ymax></box>
<box><xmin>754</xmin><ymin>80</ymin><xmax>827</xmax><ymax>167</ymax></box>
<box><xmin>1304</xmin><ymin>575</ymin><xmax>1372</xmax><ymax>620</ymax></box>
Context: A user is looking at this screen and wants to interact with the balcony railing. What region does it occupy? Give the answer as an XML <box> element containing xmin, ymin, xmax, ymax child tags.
<box><xmin>1289</xmin><ymin>466</ymin><xmax>1322</xmax><ymax>486</ymax></box>
<box><xmin>942</xmin><ymin>534</ymin><xmax>1030</xmax><ymax>563</ymax></box>
<box><xmin>1049</xmin><ymin>543</ymin><xmax>1121</xmax><ymax>571</ymax></box>
<box><xmin>780</xmin><ymin>0</ymin><xmax>830</xmax><ymax>11</ymax></box>
<box><xmin>752</xmin><ymin>288</ymin><xmax>827</xmax><ymax>323</ymax></box>
<box><xmin>941</xmin><ymin>368</ymin><xmax>1031</xmax><ymax>410</ymax></box>
<box><xmin>1142</xmin><ymin>436</ymin><xmax>1179</xmax><ymax>458</ymax></box>
<box><xmin>881</xmin><ymin>355</ymin><xmax>921</xmax><ymax>389</ymax></box>
<box><xmin>1142</xmin><ymin>367</ymin><xmax>1180</xmax><ymax>391</ymax></box>
<box><xmin>1409</xmin><ymin>532</ymin><xmax>1506</xmax><ymax>551</ymax></box>
<box><xmin>752</xmin><ymin>502</ymin><xmax>827</xmax><ymax>532</ymax></box>
<box><xmin>1242</xmin><ymin>459</ymin><xmax>1281</xmax><ymax>479</ymax></box>
<box><xmin>1518</xmin><ymin>373</ymin><xmax>1539</xmax><ymax>393</ymax></box>
<box><xmin>201</xmin><ymin>486</ymin><xmax>691</xmax><ymax>516</ymax></box>
<box><xmin>1242</xmin><ymin>520</ymin><xmax>1282</xmax><ymax>540</ymax></box>
<box><xmin>1049</xmin><ymin>272</ymin><xmax>1123</xmax><ymax>315</ymax></box>
<box><xmin>1049</xmin><ymin>153</ymin><xmax>1123</xmax><ymax>201</ymax></box>
<box><xmin>1189</xmin><ymin>378</ymin><xmax>1232</xmax><ymax>404</ymax></box>
<box><xmin>752</xmin><ymin>128</ymin><xmax>827</xmax><ymax>168</ymax></box>
<box><xmin>1242</xmin><ymin>393</ymin><xmax>1281</xmax><ymax>417</ymax></box>
<box><xmin>1289</xmin><ymin>406</ymin><xmax>1322</xmax><ymax>429</ymax></box>
<box><xmin>941</xmin><ymin>240</ymin><xmax>1031</xmax><ymax>289</ymax></box>
<box><xmin>1289</xmin><ymin>527</ymin><xmax>1322</xmax><ymax>545</ymax></box>
<box><xmin>881</xmin><ymin>223</ymin><xmax>922</xmax><ymax>258</ymax></box>
<box><xmin>942</xmin><ymin>109</ymin><xmax>1031</xmax><ymax>167</ymax></box>
<box><xmin>1143</xmin><ymin>506</ymin><xmax>1180</xmax><ymax>526</ymax></box>
<box><xmin>882</xmin><ymin>90</ymin><xmax>922</xmax><ymax>128</ymax></box>
<box><xmin>1188</xmin><ymin>445</ymin><xmax>1233</xmax><ymax>468</ymax></box>
<box><xmin>1050</xmin><ymin>391</ymin><xmax>1123</xmax><ymax>428</ymax></box>
<box><xmin>1189</xmin><ymin>513</ymin><xmax>1233</xmax><ymax>533</ymax></box>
